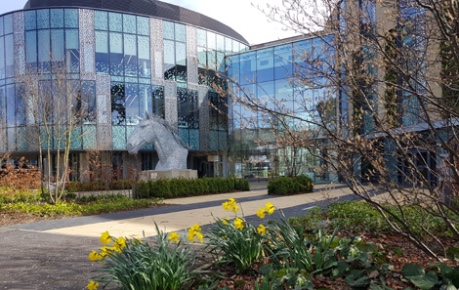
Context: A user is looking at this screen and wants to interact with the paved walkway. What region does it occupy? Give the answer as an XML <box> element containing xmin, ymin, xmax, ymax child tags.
<box><xmin>0</xmin><ymin>181</ymin><xmax>358</xmax><ymax>290</ymax></box>
<box><xmin>8</xmin><ymin>182</ymin><xmax>356</xmax><ymax>239</ymax></box>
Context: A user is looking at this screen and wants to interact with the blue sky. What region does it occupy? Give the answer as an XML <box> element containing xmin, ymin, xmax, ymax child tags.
<box><xmin>0</xmin><ymin>0</ymin><xmax>299</xmax><ymax>44</ymax></box>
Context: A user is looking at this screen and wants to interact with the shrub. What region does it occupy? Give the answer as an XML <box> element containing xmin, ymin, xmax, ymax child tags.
<box><xmin>133</xmin><ymin>177</ymin><xmax>250</xmax><ymax>199</ymax></box>
<box><xmin>268</xmin><ymin>175</ymin><xmax>314</xmax><ymax>195</ymax></box>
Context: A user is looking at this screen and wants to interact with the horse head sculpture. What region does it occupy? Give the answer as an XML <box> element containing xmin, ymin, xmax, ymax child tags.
<box><xmin>127</xmin><ymin>112</ymin><xmax>188</xmax><ymax>170</ymax></box>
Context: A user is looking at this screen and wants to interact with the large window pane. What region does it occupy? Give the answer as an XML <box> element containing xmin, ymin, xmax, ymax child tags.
<box><xmin>37</xmin><ymin>9</ymin><xmax>50</xmax><ymax>29</ymax></box>
<box><xmin>5</xmin><ymin>34</ymin><xmax>14</xmax><ymax>77</ymax></box>
<box><xmin>124</xmin><ymin>34</ymin><xmax>137</xmax><ymax>76</ymax></box>
<box><xmin>239</xmin><ymin>52</ymin><xmax>256</xmax><ymax>85</ymax></box>
<box><xmin>163</xmin><ymin>21</ymin><xmax>174</xmax><ymax>40</ymax></box>
<box><xmin>66</xmin><ymin>29</ymin><xmax>79</xmax><ymax>73</ymax></box>
<box><xmin>4</xmin><ymin>14</ymin><xmax>13</xmax><ymax>34</ymax></box>
<box><xmin>94</xmin><ymin>11</ymin><xmax>108</xmax><ymax>30</ymax></box>
<box><xmin>111</xmin><ymin>83</ymin><xmax>126</xmax><ymax>125</ymax></box>
<box><xmin>175</xmin><ymin>23</ymin><xmax>186</xmax><ymax>42</ymax></box>
<box><xmin>65</xmin><ymin>9</ymin><xmax>79</xmax><ymax>28</ymax></box>
<box><xmin>109</xmin><ymin>13</ymin><xmax>122</xmax><ymax>32</ymax></box>
<box><xmin>257</xmin><ymin>48</ymin><xmax>274</xmax><ymax>83</ymax></box>
<box><xmin>125</xmin><ymin>83</ymin><xmax>139</xmax><ymax>125</ymax></box>
<box><xmin>137</xmin><ymin>16</ymin><xmax>149</xmax><ymax>35</ymax></box>
<box><xmin>51</xmin><ymin>29</ymin><xmax>64</xmax><ymax>62</ymax></box>
<box><xmin>197</xmin><ymin>29</ymin><xmax>206</xmax><ymax>47</ymax></box>
<box><xmin>138</xmin><ymin>35</ymin><xmax>150</xmax><ymax>78</ymax></box>
<box><xmin>24</xmin><ymin>11</ymin><xmax>37</xmax><ymax>30</ymax></box>
<box><xmin>152</xmin><ymin>85</ymin><xmax>165</xmax><ymax>118</ymax></box>
<box><xmin>110</xmin><ymin>32</ymin><xmax>123</xmax><ymax>75</ymax></box>
<box><xmin>0</xmin><ymin>36</ymin><xmax>5</xmax><ymax>78</ymax></box>
<box><xmin>123</xmin><ymin>14</ymin><xmax>136</xmax><ymax>34</ymax></box>
<box><xmin>50</xmin><ymin>9</ymin><xmax>64</xmax><ymax>28</ymax></box>
<box><xmin>274</xmin><ymin>44</ymin><xmax>293</xmax><ymax>80</ymax></box>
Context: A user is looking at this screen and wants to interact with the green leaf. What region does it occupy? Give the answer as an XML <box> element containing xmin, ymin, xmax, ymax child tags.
<box><xmin>402</xmin><ymin>263</ymin><xmax>425</xmax><ymax>278</ymax></box>
<box><xmin>409</xmin><ymin>272</ymin><xmax>438</xmax><ymax>290</ymax></box>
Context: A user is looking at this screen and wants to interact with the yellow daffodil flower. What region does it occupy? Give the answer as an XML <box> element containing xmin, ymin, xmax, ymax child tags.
<box><xmin>87</xmin><ymin>280</ymin><xmax>99</xmax><ymax>290</ymax></box>
<box><xmin>100</xmin><ymin>231</ymin><xmax>111</xmax><ymax>245</ymax></box>
<box><xmin>168</xmin><ymin>231</ymin><xmax>180</xmax><ymax>243</ymax></box>
<box><xmin>257</xmin><ymin>224</ymin><xmax>267</xmax><ymax>236</ymax></box>
<box><xmin>88</xmin><ymin>250</ymin><xmax>102</xmax><ymax>261</ymax></box>
<box><xmin>256</xmin><ymin>208</ymin><xmax>266</xmax><ymax>219</ymax></box>
<box><xmin>221</xmin><ymin>218</ymin><xmax>229</xmax><ymax>225</ymax></box>
<box><xmin>265</xmin><ymin>202</ymin><xmax>275</xmax><ymax>215</ymax></box>
<box><xmin>187</xmin><ymin>224</ymin><xmax>204</xmax><ymax>243</ymax></box>
<box><xmin>234</xmin><ymin>217</ymin><xmax>244</xmax><ymax>230</ymax></box>
<box><xmin>222</xmin><ymin>198</ymin><xmax>240</xmax><ymax>213</ymax></box>
<box><xmin>114</xmin><ymin>237</ymin><xmax>126</xmax><ymax>251</ymax></box>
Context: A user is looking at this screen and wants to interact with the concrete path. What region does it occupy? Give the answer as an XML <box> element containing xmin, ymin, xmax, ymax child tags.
<box><xmin>7</xmin><ymin>182</ymin><xmax>356</xmax><ymax>239</ymax></box>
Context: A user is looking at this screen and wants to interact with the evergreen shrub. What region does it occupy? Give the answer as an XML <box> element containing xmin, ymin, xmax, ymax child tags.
<box><xmin>267</xmin><ymin>175</ymin><xmax>314</xmax><ymax>195</ymax></box>
<box><xmin>133</xmin><ymin>177</ymin><xmax>249</xmax><ymax>199</ymax></box>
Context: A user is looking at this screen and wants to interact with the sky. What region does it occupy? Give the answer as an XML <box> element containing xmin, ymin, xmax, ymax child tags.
<box><xmin>0</xmin><ymin>0</ymin><xmax>300</xmax><ymax>45</ymax></box>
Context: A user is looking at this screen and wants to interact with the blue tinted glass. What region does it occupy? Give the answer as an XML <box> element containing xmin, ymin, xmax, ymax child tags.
<box><xmin>137</xmin><ymin>16</ymin><xmax>149</xmax><ymax>35</ymax></box>
<box><xmin>95</xmin><ymin>31</ymin><xmax>108</xmax><ymax>53</ymax></box>
<box><xmin>94</xmin><ymin>11</ymin><xmax>108</xmax><ymax>30</ymax></box>
<box><xmin>175</xmin><ymin>23</ymin><xmax>186</xmax><ymax>42</ymax></box>
<box><xmin>197</xmin><ymin>29</ymin><xmax>206</xmax><ymax>47</ymax></box>
<box><xmin>65</xmin><ymin>29</ymin><xmax>79</xmax><ymax>49</ymax></box>
<box><xmin>50</xmin><ymin>9</ymin><xmax>64</xmax><ymax>28</ymax></box>
<box><xmin>0</xmin><ymin>17</ymin><xmax>3</xmax><ymax>35</ymax></box>
<box><xmin>239</xmin><ymin>52</ymin><xmax>256</xmax><ymax>85</ymax></box>
<box><xmin>37</xmin><ymin>9</ymin><xmax>50</xmax><ymax>29</ymax></box>
<box><xmin>51</xmin><ymin>29</ymin><xmax>64</xmax><ymax>61</ymax></box>
<box><xmin>38</xmin><ymin>29</ymin><xmax>50</xmax><ymax>61</ymax></box>
<box><xmin>4</xmin><ymin>14</ymin><xmax>12</xmax><ymax>34</ymax></box>
<box><xmin>274</xmin><ymin>44</ymin><xmax>293</xmax><ymax>80</ymax></box>
<box><xmin>0</xmin><ymin>36</ymin><xmax>4</xmax><ymax>79</ymax></box>
<box><xmin>123</xmin><ymin>14</ymin><xmax>136</xmax><ymax>34</ymax></box>
<box><xmin>163</xmin><ymin>21</ymin><xmax>174</xmax><ymax>40</ymax></box>
<box><xmin>109</xmin><ymin>13</ymin><xmax>122</xmax><ymax>32</ymax></box>
<box><xmin>176</xmin><ymin>42</ymin><xmax>186</xmax><ymax>66</ymax></box>
<box><xmin>5</xmin><ymin>34</ymin><xmax>13</xmax><ymax>77</ymax></box>
<box><xmin>65</xmin><ymin>9</ymin><xmax>79</xmax><ymax>28</ymax></box>
<box><xmin>24</xmin><ymin>11</ymin><xmax>37</xmax><ymax>30</ymax></box>
<box><xmin>226</xmin><ymin>54</ymin><xmax>239</xmax><ymax>82</ymax></box>
<box><xmin>256</xmin><ymin>48</ymin><xmax>274</xmax><ymax>83</ymax></box>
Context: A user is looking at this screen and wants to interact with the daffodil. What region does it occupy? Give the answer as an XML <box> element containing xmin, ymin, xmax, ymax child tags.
<box><xmin>222</xmin><ymin>198</ymin><xmax>239</xmax><ymax>213</ymax></box>
<box><xmin>114</xmin><ymin>237</ymin><xmax>126</xmax><ymax>251</ymax></box>
<box><xmin>168</xmin><ymin>231</ymin><xmax>180</xmax><ymax>243</ymax></box>
<box><xmin>265</xmin><ymin>202</ymin><xmax>275</xmax><ymax>215</ymax></box>
<box><xmin>221</xmin><ymin>218</ymin><xmax>229</xmax><ymax>225</ymax></box>
<box><xmin>256</xmin><ymin>208</ymin><xmax>266</xmax><ymax>219</ymax></box>
<box><xmin>234</xmin><ymin>217</ymin><xmax>244</xmax><ymax>230</ymax></box>
<box><xmin>187</xmin><ymin>224</ymin><xmax>204</xmax><ymax>243</ymax></box>
<box><xmin>257</xmin><ymin>224</ymin><xmax>266</xmax><ymax>236</ymax></box>
<box><xmin>87</xmin><ymin>280</ymin><xmax>99</xmax><ymax>290</ymax></box>
<box><xmin>100</xmin><ymin>231</ymin><xmax>111</xmax><ymax>245</ymax></box>
<box><xmin>88</xmin><ymin>250</ymin><xmax>102</xmax><ymax>261</ymax></box>
<box><xmin>99</xmin><ymin>246</ymin><xmax>114</xmax><ymax>258</ymax></box>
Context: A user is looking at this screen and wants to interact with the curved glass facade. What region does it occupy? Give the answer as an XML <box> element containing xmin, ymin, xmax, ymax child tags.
<box><xmin>0</xmin><ymin>5</ymin><xmax>248</xmax><ymax>176</ymax></box>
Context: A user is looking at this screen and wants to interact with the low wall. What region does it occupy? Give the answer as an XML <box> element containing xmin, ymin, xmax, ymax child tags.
<box><xmin>138</xmin><ymin>170</ymin><xmax>198</xmax><ymax>182</ymax></box>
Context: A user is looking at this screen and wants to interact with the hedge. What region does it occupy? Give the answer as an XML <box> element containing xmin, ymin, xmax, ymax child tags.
<box><xmin>267</xmin><ymin>175</ymin><xmax>314</xmax><ymax>195</ymax></box>
<box><xmin>133</xmin><ymin>177</ymin><xmax>250</xmax><ymax>199</ymax></box>
<box><xmin>66</xmin><ymin>179</ymin><xmax>133</xmax><ymax>193</ymax></box>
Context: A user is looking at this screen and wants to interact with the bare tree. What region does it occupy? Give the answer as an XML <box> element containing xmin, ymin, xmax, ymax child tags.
<box><xmin>20</xmin><ymin>64</ymin><xmax>94</xmax><ymax>203</ymax></box>
<box><xmin>220</xmin><ymin>0</ymin><xmax>459</xmax><ymax>259</ymax></box>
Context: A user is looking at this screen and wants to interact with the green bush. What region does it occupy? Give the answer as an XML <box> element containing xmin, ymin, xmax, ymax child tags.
<box><xmin>133</xmin><ymin>177</ymin><xmax>249</xmax><ymax>199</ymax></box>
<box><xmin>267</xmin><ymin>175</ymin><xmax>313</xmax><ymax>195</ymax></box>
<box><xmin>66</xmin><ymin>180</ymin><xmax>132</xmax><ymax>193</ymax></box>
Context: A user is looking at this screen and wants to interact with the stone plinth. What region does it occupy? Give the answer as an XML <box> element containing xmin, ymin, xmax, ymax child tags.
<box><xmin>138</xmin><ymin>170</ymin><xmax>198</xmax><ymax>182</ymax></box>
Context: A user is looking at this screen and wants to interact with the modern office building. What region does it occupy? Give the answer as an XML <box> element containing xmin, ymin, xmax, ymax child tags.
<box><xmin>0</xmin><ymin>0</ymin><xmax>249</xmax><ymax>179</ymax></box>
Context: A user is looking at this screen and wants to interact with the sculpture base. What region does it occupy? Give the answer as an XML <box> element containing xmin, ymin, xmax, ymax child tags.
<box><xmin>138</xmin><ymin>170</ymin><xmax>198</xmax><ymax>182</ymax></box>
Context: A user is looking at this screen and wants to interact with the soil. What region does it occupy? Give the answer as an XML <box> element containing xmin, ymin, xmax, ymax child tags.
<box><xmin>1</xmin><ymin>211</ymin><xmax>458</xmax><ymax>289</ymax></box>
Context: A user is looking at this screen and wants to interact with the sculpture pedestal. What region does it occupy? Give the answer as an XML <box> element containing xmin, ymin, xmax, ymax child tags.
<box><xmin>138</xmin><ymin>170</ymin><xmax>198</xmax><ymax>182</ymax></box>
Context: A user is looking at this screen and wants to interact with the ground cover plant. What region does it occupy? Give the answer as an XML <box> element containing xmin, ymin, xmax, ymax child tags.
<box><xmin>86</xmin><ymin>198</ymin><xmax>459</xmax><ymax>290</ymax></box>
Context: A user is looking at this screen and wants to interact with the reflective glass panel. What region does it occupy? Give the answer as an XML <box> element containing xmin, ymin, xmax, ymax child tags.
<box><xmin>125</xmin><ymin>83</ymin><xmax>139</xmax><ymax>125</ymax></box>
<box><xmin>0</xmin><ymin>37</ymin><xmax>4</xmax><ymax>79</ymax></box>
<box><xmin>257</xmin><ymin>48</ymin><xmax>274</xmax><ymax>83</ymax></box>
<box><xmin>94</xmin><ymin>11</ymin><xmax>108</xmax><ymax>30</ymax></box>
<box><xmin>175</xmin><ymin>23</ymin><xmax>186</xmax><ymax>42</ymax></box>
<box><xmin>65</xmin><ymin>29</ymin><xmax>79</xmax><ymax>49</ymax></box>
<box><xmin>207</xmin><ymin>31</ymin><xmax>216</xmax><ymax>50</ymax></box>
<box><xmin>197</xmin><ymin>29</ymin><xmax>206</xmax><ymax>47</ymax></box>
<box><xmin>24</xmin><ymin>11</ymin><xmax>37</xmax><ymax>30</ymax></box>
<box><xmin>109</xmin><ymin>13</ymin><xmax>122</xmax><ymax>32</ymax></box>
<box><xmin>216</xmin><ymin>34</ymin><xmax>224</xmax><ymax>51</ymax></box>
<box><xmin>3</xmin><ymin>14</ymin><xmax>12</xmax><ymax>34</ymax></box>
<box><xmin>163</xmin><ymin>21</ymin><xmax>174</xmax><ymax>40</ymax></box>
<box><xmin>65</xmin><ymin>9</ymin><xmax>78</xmax><ymax>28</ymax></box>
<box><xmin>110</xmin><ymin>32</ymin><xmax>123</xmax><ymax>54</ymax></box>
<box><xmin>176</xmin><ymin>42</ymin><xmax>186</xmax><ymax>66</ymax></box>
<box><xmin>239</xmin><ymin>52</ymin><xmax>256</xmax><ymax>85</ymax></box>
<box><xmin>274</xmin><ymin>43</ymin><xmax>293</xmax><ymax>80</ymax></box>
<box><xmin>0</xmin><ymin>17</ymin><xmax>3</xmax><ymax>35</ymax></box>
<box><xmin>123</xmin><ymin>14</ymin><xmax>136</xmax><ymax>34</ymax></box>
<box><xmin>138</xmin><ymin>35</ymin><xmax>150</xmax><ymax>78</ymax></box>
<box><xmin>225</xmin><ymin>37</ymin><xmax>232</xmax><ymax>52</ymax></box>
<box><xmin>163</xmin><ymin>39</ymin><xmax>175</xmax><ymax>66</ymax></box>
<box><xmin>51</xmin><ymin>29</ymin><xmax>64</xmax><ymax>62</ymax></box>
<box><xmin>124</xmin><ymin>34</ymin><xmax>137</xmax><ymax>76</ymax></box>
<box><xmin>4</xmin><ymin>34</ymin><xmax>13</xmax><ymax>77</ymax></box>
<box><xmin>111</xmin><ymin>82</ymin><xmax>126</xmax><ymax>125</ymax></box>
<box><xmin>137</xmin><ymin>16</ymin><xmax>149</xmax><ymax>35</ymax></box>
<box><xmin>95</xmin><ymin>31</ymin><xmax>108</xmax><ymax>53</ymax></box>
<box><xmin>51</xmin><ymin>9</ymin><xmax>64</xmax><ymax>28</ymax></box>
<box><xmin>37</xmin><ymin>9</ymin><xmax>50</xmax><ymax>29</ymax></box>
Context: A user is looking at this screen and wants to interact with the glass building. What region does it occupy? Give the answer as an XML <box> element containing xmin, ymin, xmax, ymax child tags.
<box><xmin>0</xmin><ymin>0</ymin><xmax>248</xmax><ymax>179</ymax></box>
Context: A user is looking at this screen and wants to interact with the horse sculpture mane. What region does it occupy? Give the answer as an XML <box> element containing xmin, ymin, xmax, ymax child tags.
<box><xmin>127</xmin><ymin>112</ymin><xmax>188</xmax><ymax>170</ymax></box>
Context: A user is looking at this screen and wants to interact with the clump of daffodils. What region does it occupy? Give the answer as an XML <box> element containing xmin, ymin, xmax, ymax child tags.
<box><xmin>222</xmin><ymin>197</ymin><xmax>240</xmax><ymax>213</ymax></box>
<box><xmin>88</xmin><ymin>231</ymin><xmax>127</xmax><ymax>262</ymax></box>
<box><xmin>187</xmin><ymin>224</ymin><xmax>204</xmax><ymax>243</ymax></box>
<box><xmin>256</xmin><ymin>202</ymin><xmax>276</xmax><ymax>219</ymax></box>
